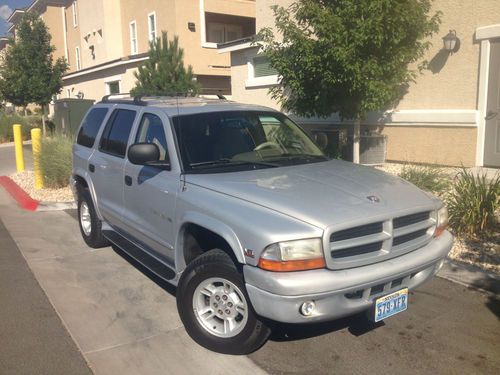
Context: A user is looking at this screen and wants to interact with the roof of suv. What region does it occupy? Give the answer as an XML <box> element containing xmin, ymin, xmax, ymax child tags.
<box><xmin>97</xmin><ymin>96</ymin><xmax>278</xmax><ymax>117</ymax></box>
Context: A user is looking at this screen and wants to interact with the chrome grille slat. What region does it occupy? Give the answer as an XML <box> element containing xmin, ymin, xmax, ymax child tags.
<box><xmin>393</xmin><ymin>219</ymin><xmax>434</xmax><ymax>237</ymax></box>
<box><xmin>327</xmin><ymin>210</ymin><xmax>435</xmax><ymax>269</ymax></box>
<box><xmin>330</xmin><ymin>232</ymin><xmax>390</xmax><ymax>251</ymax></box>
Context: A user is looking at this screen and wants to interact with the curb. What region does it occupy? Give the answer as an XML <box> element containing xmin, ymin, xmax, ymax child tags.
<box><xmin>438</xmin><ymin>259</ymin><xmax>499</xmax><ymax>296</ymax></box>
<box><xmin>0</xmin><ymin>176</ymin><xmax>75</xmax><ymax>212</ymax></box>
<box><xmin>0</xmin><ymin>176</ymin><xmax>39</xmax><ymax>211</ymax></box>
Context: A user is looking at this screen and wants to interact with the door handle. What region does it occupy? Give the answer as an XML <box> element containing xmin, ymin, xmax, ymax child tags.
<box><xmin>125</xmin><ymin>175</ymin><xmax>133</xmax><ymax>186</ymax></box>
<box><xmin>89</xmin><ymin>163</ymin><xmax>95</xmax><ymax>173</ymax></box>
<box><xmin>485</xmin><ymin>111</ymin><xmax>498</xmax><ymax>120</ymax></box>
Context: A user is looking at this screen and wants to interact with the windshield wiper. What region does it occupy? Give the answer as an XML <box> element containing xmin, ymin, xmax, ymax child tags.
<box><xmin>189</xmin><ymin>159</ymin><xmax>279</xmax><ymax>169</ymax></box>
<box><xmin>272</xmin><ymin>154</ymin><xmax>329</xmax><ymax>161</ymax></box>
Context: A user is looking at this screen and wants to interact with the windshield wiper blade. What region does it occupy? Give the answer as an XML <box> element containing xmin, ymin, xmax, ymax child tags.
<box><xmin>275</xmin><ymin>154</ymin><xmax>329</xmax><ymax>160</ymax></box>
<box><xmin>189</xmin><ymin>159</ymin><xmax>279</xmax><ymax>169</ymax></box>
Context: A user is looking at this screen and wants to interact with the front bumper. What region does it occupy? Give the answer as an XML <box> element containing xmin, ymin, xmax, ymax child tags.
<box><xmin>244</xmin><ymin>231</ymin><xmax>453</xmax><ymax>323</ymax></box>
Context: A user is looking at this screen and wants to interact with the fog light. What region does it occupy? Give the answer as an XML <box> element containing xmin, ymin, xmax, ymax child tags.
<box><xmin>300</xmin><ymin>301</ymin><xmax>316</xmax><ymax>316</ymax></box>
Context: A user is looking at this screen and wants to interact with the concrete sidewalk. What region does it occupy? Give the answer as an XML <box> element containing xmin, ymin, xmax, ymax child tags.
<box><xmin>0</xmin><ymin>201</ymin><xmax>91</xmax><ymax>374</ymax></box>
<box><xmin>0</xmin><ymin>188</ymin><xmax>267</xmax><ymax>375</ymax></box>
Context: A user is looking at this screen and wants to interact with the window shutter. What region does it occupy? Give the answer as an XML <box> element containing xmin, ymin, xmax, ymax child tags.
<box><xmin>253</xmin><ymin>56</ymin><xmax>278</xmax><ymax>77</ymax></box>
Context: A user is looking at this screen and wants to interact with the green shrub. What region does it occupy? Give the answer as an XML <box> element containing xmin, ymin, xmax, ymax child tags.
<box><xmin>399</xmin><ymin>164</ymin><xmax>450</xmax><ymax>195</ymax></box>
<box><xmin>446</xmin><ymin>169</ymin><xmax>500</xmax><ymax>238</ymax></box>
<box><xmin>0</xmin><ymin>112</ymin><xmax>34</xmax><ymax>142</ymax></box>
<box><xmin>40</xmin><ymin>135</ymin><xmax>73</xmax><ymax>188</ymax></box>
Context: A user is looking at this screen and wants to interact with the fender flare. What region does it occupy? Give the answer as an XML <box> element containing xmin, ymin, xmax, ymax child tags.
<box><xmin>176</xmin><ymin>211</ymin><xmax>246</xmax><ymax>270</ymax></box>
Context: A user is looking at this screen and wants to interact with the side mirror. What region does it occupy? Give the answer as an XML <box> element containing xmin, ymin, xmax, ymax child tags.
<box><xmin>128</xmin><ymin>142</ymin><xmax>170</xmax><ymax>171</ymax></box>
<box><xmin>128</xmin><ymin>143</ymin><xmax>160</xmax><ymax>165</ymax></box>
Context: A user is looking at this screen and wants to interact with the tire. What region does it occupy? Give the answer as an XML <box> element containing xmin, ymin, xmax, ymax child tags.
<box><xmin>77</xmin><ymin>188</ymin><xmax>109</xmax><ymax>248</ymax></box>
<box><xmin>177</xmin><ymin>249</ymin><xmax>271</xmax><ymax>354</ymax></box>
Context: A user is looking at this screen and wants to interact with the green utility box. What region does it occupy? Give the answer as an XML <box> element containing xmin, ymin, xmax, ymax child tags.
<box><xmin>53</xmin><ymin>99</ymin><xmax>94</xmax><ymax>136</ymax></box>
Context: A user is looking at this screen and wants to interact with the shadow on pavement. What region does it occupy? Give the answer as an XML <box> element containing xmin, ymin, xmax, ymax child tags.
<box><xmin>268</xmin><ymin>313</ymin><xmax>385</xmax><ymax>342</ymax></box>
<box><xmin>111</xmin><ymin>244</ymin><xmax>177</xmax><ymax>298</ymax></box>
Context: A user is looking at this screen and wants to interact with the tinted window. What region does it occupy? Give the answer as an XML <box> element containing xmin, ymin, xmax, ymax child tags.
<box><xmin>99</xmin><ymin>109</ymin><xmax>136</xmax><ymax>158</ymax></box>
<box><xmin>135</xmin><ymin>113</ymin><xmax>169</xmax><ymax>161</ymax></box>
<box><xmin>76</xmin><ymin>108</ymin><xmax>109</xmax><ymax>148</ymax></box>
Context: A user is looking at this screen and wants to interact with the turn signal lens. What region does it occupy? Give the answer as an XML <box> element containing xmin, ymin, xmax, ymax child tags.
<box><xmin>258</xmin><ymin>238</ymin><xmax>326</xmax><ymax>272</ymax></box>
<box><xmin>434</xmin><ymin>206</ymin><xmax>448</xmax><ymax>237</ymax></box>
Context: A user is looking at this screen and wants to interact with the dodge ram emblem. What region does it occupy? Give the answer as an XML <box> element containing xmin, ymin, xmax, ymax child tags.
<box><xmin>367</xmin><ymin>195</ymin><xmax>380</xmax><ymax>203</ymax></box>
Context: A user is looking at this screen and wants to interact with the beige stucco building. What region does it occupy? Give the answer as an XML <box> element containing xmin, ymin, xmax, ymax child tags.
<box><xmin>219</xmin><ymin>0</ymin><xmax>500</xmax><ymax>168</ymax></box>
<box><xmin>4</xmin><ymin>0</ymin><xmax>256</xmax><ymax>100</ymax></box>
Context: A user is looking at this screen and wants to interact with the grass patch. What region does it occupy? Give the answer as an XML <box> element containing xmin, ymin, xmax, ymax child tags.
<box><xmin>399</xmin><ymin>164</ymin><xmax>450</xmax><ymax>195</ymax></box>
<box><xmin>445</xmin><ymin>168</ymin><xmax>500</xmax><ymax>238</ymax></box>
<box><xmin>0</xmin><ymin>112</ymin><xmax>35</xmax><ymax>142</ymax></box>
<box><xmin>40</xmin><ymin>134</ymin><xmax>73</xmax><ymax>188</ymax></box>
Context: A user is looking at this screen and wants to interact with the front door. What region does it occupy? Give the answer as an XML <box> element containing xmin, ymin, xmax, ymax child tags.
<box><xmin>484</xmin><ymin>40</ymin><xmax>500</xmax><ymax>167</ymax></box>
<box><xmin>122</xmin><ymin>111</ymin><xmax>179</xmax><ymax>264</ymax></box>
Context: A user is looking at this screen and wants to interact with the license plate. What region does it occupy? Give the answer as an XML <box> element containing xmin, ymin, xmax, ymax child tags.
<box><xmin>374</xmin><ymin>288</ymin><xmax>408</xmax><ymax>322</ymax></box>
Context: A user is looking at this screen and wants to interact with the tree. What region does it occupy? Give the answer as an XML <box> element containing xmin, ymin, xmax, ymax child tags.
<box><xmin>259</xmin><ymin>0</ymin><xmax>441</xmax><ymax>162</ymax></box>
<box><xmin>131</xmin><ymin>32</ymin><xmax>200</xmax><ymax>97</ymax></box>
<box><xmin>0</xmin><ymin>12</ymin><xmax>67</xmax><ymax>134</ymax></box>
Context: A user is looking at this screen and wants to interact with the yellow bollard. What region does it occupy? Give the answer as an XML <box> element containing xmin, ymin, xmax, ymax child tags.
<box><xmin>13</xmin><ymin>124</ymin><xmax>25</xmax><ymax>172</ymax></box>
<box><xmin>31</xmin><ymin>128</ymin><xmax>44</xmax><ymax>190</ymax></box>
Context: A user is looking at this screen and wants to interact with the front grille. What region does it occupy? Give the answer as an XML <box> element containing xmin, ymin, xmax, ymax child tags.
<box><xmin>393</xmin><ymin>211</ymin><xmax>430</xmax><ymax>229</ymax></box>
<box><xmin>330</xmin><ymin>222</ymin><xmax>383</xmax><ymax>242</ymax></box>
<box><xmin>331</xmin><ymin>241</ymin><xmax>383</xmax><ymax>259</ymax></box>
<box><xmin>328</xmin><ymin>210</ymin><xmax>435</xmax><ymax>269</ymax></box>
<box><xmin>393</xmin><ymin>228</ymin><xmax>429</xmax><ymax>246</ymax></box>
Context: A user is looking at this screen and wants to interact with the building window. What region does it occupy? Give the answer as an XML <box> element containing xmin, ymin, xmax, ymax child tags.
<box><xmin>206</xmin><ymin>22</ymin><xmax>243</xmax><ymax>44</ymax></box>
<box><xmin>75</xmin><ymin>46</ymin><xmax>81</xmax><ymax>70</ymax></box>
<box><xmin>67</xmin><ymin>89</ymin><xmax>71</xmax><ymax>98</ymax></box>
<box><xmin>245</xmin><ymin>54</ymin><xmax>279</xmax><ymax>88</ymax></box>
<box><xmin>252</xmin><ymin>55</ymin><xmax>278</xmax><ymax>78</ymax></box>
<box><xmin>129</xmin><ymin>21</ymin><xmax>138</xmax><ymax>55</ymax></box>
<box><xmin>106</xmin><ymin>81</ymin><xmax>120</xmax><ymax>95</ymax></box>
<box><xmin>148</xmin><ymin>12</ymin><xmax>156</xmax><ymax>42</ymax></box>
<box><xmin>72</xmin><ymin>1</ymin><xmax>78</xmax><ymax>27</ymax></box>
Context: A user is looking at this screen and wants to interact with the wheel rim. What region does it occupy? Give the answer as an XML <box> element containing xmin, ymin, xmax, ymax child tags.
<box><xmin>192</xmin><ymin>277</ymin><xmax>248</xmax><ymax>338</ymax></box>
<box><xmin>80</xmin><ymin>201</ymin><xmax>92</xmax><ymax>236</ymax></box>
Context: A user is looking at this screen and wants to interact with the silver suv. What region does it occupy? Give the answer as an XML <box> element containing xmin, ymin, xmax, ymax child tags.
<box><xmin>72</xmin><ymin>96</ymin><xmax>453</xmax><ymax>354</ymax></box>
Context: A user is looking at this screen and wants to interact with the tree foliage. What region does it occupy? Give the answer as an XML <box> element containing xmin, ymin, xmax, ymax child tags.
<box><xmin>258</xmin><ymin>0</ymin><xmax>442</xmax><ymax>119</ymax></box>
<box><xmin>131</xmin><ymin>32</ymin><xmax>200</xmax><ymax>96</ymax></box>
<box><xmin>0</xmin><ymin>12</ymin><xmax>68</xmax><ymax>108</ymax></box>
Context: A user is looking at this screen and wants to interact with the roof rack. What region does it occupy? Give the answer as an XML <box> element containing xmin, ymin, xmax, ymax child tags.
<box><xmin>99</xmin><ymin>91</ymin><xmax>228</xmax><ymax>106</ymax></box>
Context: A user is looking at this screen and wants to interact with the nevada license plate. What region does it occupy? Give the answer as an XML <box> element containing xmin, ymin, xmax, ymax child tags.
<box><xmin>374</xmin><ymin>288</ymin><xmax>408</xmax><ymax>322</ymax></box>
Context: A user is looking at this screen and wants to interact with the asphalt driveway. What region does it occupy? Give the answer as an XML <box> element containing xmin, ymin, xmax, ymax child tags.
<box><xmin>0</xmin><ymin>186</ymin><xmax>499</xmax><ymax>374</ymax></box>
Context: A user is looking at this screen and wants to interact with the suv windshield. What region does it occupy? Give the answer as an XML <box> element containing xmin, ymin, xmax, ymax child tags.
<box><xmin>173</xmin><ymin>111</ymin><xmax>327</xmax><ymax>172</ymax></box>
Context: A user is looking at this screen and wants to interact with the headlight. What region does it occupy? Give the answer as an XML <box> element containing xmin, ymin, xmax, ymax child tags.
<box><xmin>434</xmin><ymin>205</ymin><xmax>448</xmax><ymax>237</ymax></box>
<box><xmin>258</xmin><ymin>238</ymin><xmax>326</xmax><ymax>272</ymax></box>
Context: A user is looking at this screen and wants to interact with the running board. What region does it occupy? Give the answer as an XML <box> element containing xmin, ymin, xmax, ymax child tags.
<box><xmin>103</xmin><ymin>230</ymin><xmax>176</xmax><ymax>280</ymax></box>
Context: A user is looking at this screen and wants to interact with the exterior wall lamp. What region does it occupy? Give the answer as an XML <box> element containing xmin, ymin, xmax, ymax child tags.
<box><xmin>442</xmin><ymin>30</ymin><xmax>459</xmax><ymax>54</ymax></box>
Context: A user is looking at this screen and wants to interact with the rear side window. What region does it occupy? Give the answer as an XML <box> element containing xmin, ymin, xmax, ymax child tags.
<box><xmin>99</xmin><ymin>109</ymin><xmax>136</xmax><ymax>158</ymax></box>
<box><xmin>76</xmin><ymin>108</ymin><xmax>109</xmax><ymax>148</ymax></box>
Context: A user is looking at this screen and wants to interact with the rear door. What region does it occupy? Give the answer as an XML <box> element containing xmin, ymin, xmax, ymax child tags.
<box><xmin>90</xmin><ymin>107</ymin><xmax>137</xmax><ymax>228</ymax></box>
<box><xmin>121</xmin><ymin>110</ymin><xmax>180</xmax><ymax>262</ymax></box>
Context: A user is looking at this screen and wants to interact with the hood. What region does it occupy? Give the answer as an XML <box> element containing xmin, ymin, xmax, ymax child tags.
<box><xmin>185</xmin><ymin>160</ymin><xmax>439</xmax><ymax>229</ymax></box>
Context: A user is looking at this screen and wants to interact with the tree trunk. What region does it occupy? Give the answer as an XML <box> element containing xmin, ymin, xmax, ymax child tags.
<box><xmin>352</xmin><ymin>117</ymin><xmax>360</xmax><ymax>164</ymax></box>
<box><xmin>41</xmin><ymin>105</ymin><xmax>46</xmax><ymax>137</ymax></box>
<box><xmin>24</xmin><ymin>107</ymin><xmax>28</xmax><ymax>117</ymax></box>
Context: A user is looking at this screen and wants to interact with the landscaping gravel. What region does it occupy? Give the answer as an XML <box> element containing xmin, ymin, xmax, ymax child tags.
<box><xmin>10</xmin><ymin>171</ymin><xmax>73</xmax><ymax>203</ymax></box>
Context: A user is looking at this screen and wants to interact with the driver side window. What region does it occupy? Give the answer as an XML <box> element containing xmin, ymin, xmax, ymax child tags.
<box><xmin>135</xmin><ymin>113</ymin><xmax>169</xmax><ymax>161</ymax></box>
